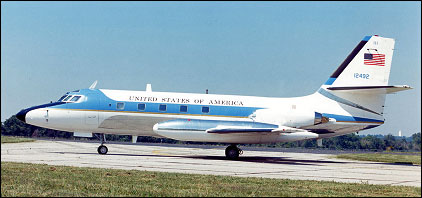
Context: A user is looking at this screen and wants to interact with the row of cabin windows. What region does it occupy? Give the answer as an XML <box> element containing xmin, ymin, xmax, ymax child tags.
<box><xmin>115</xmin><ymin>102</ymin><xmax>210</xmax><ymax>113</ymax></box>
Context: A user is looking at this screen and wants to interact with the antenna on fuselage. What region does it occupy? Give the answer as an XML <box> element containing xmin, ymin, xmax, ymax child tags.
<box><xmin>89</xmin><ymin>80</ymin><xmax>98</xmax><ymax>89</ymax></box>
<box><xmin>146</xmin><ymin>84</ymin><xmax>152</xmax><ymax>92</ymax></box>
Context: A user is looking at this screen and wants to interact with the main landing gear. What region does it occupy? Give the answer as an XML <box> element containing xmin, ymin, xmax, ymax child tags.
<box><xmin>97</xmin><ymin>133</ymin><xmax>108</xmax><ymax>155</ymax></box>
<box><xmin>225</xmin><ymin>144</ymin><xmax>243</xmax><ymax>159</ymax></box>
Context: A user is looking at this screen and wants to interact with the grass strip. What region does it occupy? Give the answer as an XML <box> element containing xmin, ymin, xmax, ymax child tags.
<box><xmin>336</xmin><ymin>153</ymin><xmax>421</xmax><ymax>165</ymax></box>
<box><xmin>1</xmin><ymin>136</ymin><xmax>35</xmax><ymax>144</ymax></box>
<box><xmin>2</xmin><ymin>162</ymin><xmax>420</xmax><ymax>197</ymax></box>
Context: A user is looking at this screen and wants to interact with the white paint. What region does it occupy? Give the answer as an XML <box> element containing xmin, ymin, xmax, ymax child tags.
<box><xmin>74</xmin><ymin>132</ymin><xmax>93</xmax><ymax>138</ymax></box>
<box><xmin>132</xmin><ymin>135</ymin><xmax>138</xmax><ymax>143</ymax></box>
<box><xmin>89</xmin><ymin>80</ymin><xmax>98</xmax><ymax>89</ymax></box>
<box><xmin>146</xmin><ymin>84</ymin><xmax>152</xmax><ymax>92</ymax></box>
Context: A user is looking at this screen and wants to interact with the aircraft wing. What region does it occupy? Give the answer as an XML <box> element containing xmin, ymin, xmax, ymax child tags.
<box><xmin>153</xmin><ymin>119</ymin><xmax>318</xmax><ymax>142</ymax></box>
<box><xmin>153</xmin><ymin>119</ymin><xmax>320</xmax><ymax>143</ymax></box>
<box><xmin>206</xmin><ymin>125</ymin><xmax>309</xmax><ymax>134</ymax></box>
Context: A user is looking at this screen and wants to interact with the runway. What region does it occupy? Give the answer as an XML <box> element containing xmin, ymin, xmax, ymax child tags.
<box><xmin>1</xmin><ymin>140</ymin><xmax>420</xmax><ymax>187</ymax></box>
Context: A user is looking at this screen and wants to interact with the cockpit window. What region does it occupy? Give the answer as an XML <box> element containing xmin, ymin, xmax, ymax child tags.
<box><xmin>59</xmin><ymin>94</ymin><xmax>83</xmax><ymax>103</ymax></box>
<box><xmin>70</xmin><ymin>96</ymin><xmax>81</xmax><ymax>102</ymax></box>
<box><xmin>58</xmin><ymin>95</ymin><xmax>68</xmax><ymax>102</ymax></box>
<box><xmin>62</xmin><ymin>95</ymin><xmax>73</xmax><ymax>102</ymax></box>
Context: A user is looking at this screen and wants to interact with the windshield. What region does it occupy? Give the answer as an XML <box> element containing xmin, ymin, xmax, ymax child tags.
<box><xmin>58</xmin><ymin>95</ymin><xmax>68</xmax><ymax>102</ymax></box>
<box><xmin>62</xmin><ymin>95</ymin><xmax>73</xmax><ymax>102</ymax></box>
<box><xmin>69</xmin><ymin>96</ymin><xmax>81</xmax><ymax>102</ymax></box>
<box><xmin>58</xmin><ymin>93</ymin><xmax>83</xmax><ymax>103</ymax></box>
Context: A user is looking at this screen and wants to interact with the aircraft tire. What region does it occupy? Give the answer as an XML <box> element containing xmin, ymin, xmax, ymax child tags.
<box><xmin>97</xmin><ymin>145</ymin><xmax>108</xmax><ymax>154</ymax></box>
<box><xmin>225</xmin><ymin>145</ymin><xmax>240</xmax><ymax>159</ymax></box>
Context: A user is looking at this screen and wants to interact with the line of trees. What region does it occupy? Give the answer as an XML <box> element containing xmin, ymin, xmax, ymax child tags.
<box><xmin>272</xmin><ymin>132</ymin><xmax>420</xmax><ymax>151</ymax></box>
<box><xmin>2</xmin><ymin>115</ymin><xmax>421</xmax><ymax>151</ymax></box>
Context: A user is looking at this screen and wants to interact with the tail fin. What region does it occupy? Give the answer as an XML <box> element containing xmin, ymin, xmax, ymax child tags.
<box><xmin>324</xmin><ymin>35</ymin><xmax>395</xmax><ymax>87</ymax></box>
<box><xmin>318</xmin><ymin>35</ymin><xmax>411</xmax><ymax>116</ymax></box>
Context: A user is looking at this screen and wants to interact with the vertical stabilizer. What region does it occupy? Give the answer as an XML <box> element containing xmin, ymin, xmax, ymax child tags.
<box><xmin>316</xmin><ymin>35</ymin><xmax>409</xmax><ymax>117</ymax></box>
<box><xmin>323</xmin><ymin>35</ymin><xmax>395</xmax><ymax>87</ymax></box>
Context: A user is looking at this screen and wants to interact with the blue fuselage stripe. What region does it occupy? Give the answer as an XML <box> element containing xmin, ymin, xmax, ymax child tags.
<box><xmin>46</xmin><ymin>89</ymin><xmax>384</xmax><ymax>124</ymax></box>
<box><xmin>323</xmin><ymin>113</ymin><xmax>383</xmax><ymax>123</ymax></box>
<box><xmin>50</xmin><ymin>89</ymin><xmax>260</xmax><ymax>118</ymax></box>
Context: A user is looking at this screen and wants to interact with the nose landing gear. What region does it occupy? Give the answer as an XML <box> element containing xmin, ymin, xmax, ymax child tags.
<box><xmin>225</xmin><ymin>144</ymin><xmax>242</xmax><ymax>159</ymax></box>
<box><xmin>97</xmin><ymin>133</ymin><xmax>108</xmax><ymax>155</ymax></box>
<box><xmin>98</xmin><ymin>145</ymin><xmax>108</xmax><ymax>154</ymax></box>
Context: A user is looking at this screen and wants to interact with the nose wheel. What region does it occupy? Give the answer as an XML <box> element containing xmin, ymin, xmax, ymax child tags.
<box><xmin>97</xmin><ymin>145</ymin><xmax>108</xmax><ymax>154</ymax></box>
<box><xmin>225</xmin><ymin>144</ymin><xmax>242</xmax><ymax>159</ymax></box>
<box><xmin>97</xmin><ymin>133</ymin><xmax>108</xmax><ymax>155</ymax></box>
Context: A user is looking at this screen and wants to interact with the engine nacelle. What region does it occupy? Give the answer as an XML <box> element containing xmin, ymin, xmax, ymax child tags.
<box><xmin>250</xmin><ymin>108</ymin><xmax>328</xmax><ymax>128</ymax></box>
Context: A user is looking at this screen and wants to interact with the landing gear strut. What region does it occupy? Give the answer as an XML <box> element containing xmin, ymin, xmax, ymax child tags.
<box><xmin>225</xmin><ymin>144</ymin><xmax>243</xmax><ymax>159</ymax></box>
<box><xmin>97</xmin><ymin>133</ymin><xmax>108</xmax><ymax>155</ymax></box>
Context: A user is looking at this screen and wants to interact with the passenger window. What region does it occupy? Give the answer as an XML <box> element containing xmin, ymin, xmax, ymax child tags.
<box><xmin>70</xmin><ymin>96</ymin><xmax>81</xmax><ymax>102</ymax></box>
<box><xmin>202</xmin><ymin>106</ymin><xmax>210</xmax><ymax>113</ymax></box>
<box><xmin>180</xmin><ymin>105</ymin><xmax>188</xmax><ymax>112</ymax></box>
<box><xmin>159</xmin><ymin>104</ymin><xmax>166</xmax><ymax>111</ymax></box>
<box><xmin>138</xmin><ymin>103</ymin><xmax>146</xmax><ymax>111</ymax></box>
<box><xmin>117</xmin><ymin>102</ymin><xmax>125</xmax><ymax>110</ymax></box>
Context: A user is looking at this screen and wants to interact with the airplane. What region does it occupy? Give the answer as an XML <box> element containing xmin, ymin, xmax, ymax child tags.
<box><xmin>16</xmin><ymin>35</ymin><xmax>412</xmax><ymax>159</ymax></box>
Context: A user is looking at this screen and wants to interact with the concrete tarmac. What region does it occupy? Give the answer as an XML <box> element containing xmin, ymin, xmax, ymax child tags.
<box><xmin>1</xmin><ymin>140</ymin><xmax>421</xmax><ymax>187</ymax></box>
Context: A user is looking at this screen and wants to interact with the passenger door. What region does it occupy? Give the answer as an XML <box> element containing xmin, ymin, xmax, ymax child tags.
<box><xmin>85</xmin><ymin>94</ymin><xmax>99</xmax><ymax>127</ymax></box>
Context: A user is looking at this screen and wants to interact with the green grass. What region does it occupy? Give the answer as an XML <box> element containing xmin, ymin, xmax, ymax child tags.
<box><xmin>1</xmin><ymin>135</ymin><xmax>35</xmax><ymax>144</ymax></box>
<box><xmin>335</xmin><ymin>153</ymin><xmax>421</xmax><ymax>165</ymax></box>
<box><xmin>1</xmin><ymin>162</ymin><xmax>420</xmax><ymax>197</ymax></box>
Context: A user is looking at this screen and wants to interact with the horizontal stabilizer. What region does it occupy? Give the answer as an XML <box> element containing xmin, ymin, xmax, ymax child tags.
<box><xmin>327</xmin><ymin>85</ymin><xmax>412</xmax><ymax>94</ymax></box>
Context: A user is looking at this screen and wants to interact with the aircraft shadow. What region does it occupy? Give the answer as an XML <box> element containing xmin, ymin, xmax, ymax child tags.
<box><xmin>187</xmin><ymin>155</ymin><xmax>345</xmax><ymax>166</ymax></box>
<box><xmin>49</xmin><ymin>151</ymin><xmax>349</xmax><ymax>166</ymax></box>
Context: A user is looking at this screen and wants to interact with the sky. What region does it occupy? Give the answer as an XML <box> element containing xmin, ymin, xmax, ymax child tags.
<box><xmin>1</xmin><ymin>2</ymin><xmax>421</xmax><ymax>137</ymax></box>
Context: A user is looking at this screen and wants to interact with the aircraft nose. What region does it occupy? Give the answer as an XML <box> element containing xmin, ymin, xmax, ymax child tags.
<box><xmin>16</xmin><ymin>109</ymin><xmax>28</xmax><ymax>123</ymax></box>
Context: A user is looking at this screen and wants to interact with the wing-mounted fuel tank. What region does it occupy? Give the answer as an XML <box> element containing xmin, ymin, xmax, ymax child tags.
<box><xmin>250</xmin><ymin>108</ymin><xmax>328</xmax><ymax>128</ymax></box>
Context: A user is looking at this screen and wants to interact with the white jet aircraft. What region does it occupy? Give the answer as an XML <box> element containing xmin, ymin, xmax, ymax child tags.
<box><xmin>16</xmin><ymin>35</ymin><xmax>412</xmax><ymax>159</ymax></box>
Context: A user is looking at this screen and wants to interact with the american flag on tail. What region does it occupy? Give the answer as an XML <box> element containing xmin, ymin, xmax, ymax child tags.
<box><xmin>364</xmin><ymin>53</ymin><xmax>385</xmax><ymax>66</ymax></box>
